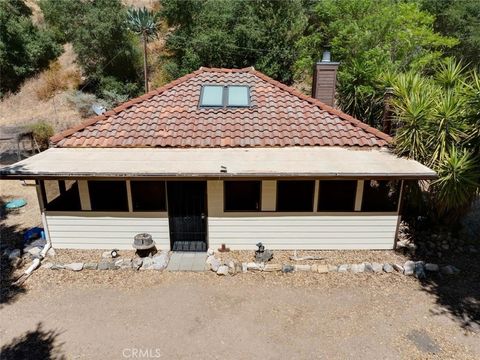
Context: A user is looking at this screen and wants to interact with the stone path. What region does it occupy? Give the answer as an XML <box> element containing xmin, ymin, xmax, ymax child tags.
<box><xmin>166</xmin><ymin>252</ymin><xmax>207</xmax><ymax>272</ymax></box>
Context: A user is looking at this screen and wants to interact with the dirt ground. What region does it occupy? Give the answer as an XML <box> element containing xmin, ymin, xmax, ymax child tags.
<box><xmin>0</xmin><ymin>272</ymin><xmax>479</xmax><ymax>360</ymax></box>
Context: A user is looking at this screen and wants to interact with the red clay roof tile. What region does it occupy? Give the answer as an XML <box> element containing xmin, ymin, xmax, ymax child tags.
<box><xmin>50</xmin><ymin>67</ymin><xmax>391</xmax><ymax>148</ymax></box>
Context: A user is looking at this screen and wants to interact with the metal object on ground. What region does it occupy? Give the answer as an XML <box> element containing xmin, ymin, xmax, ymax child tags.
<box><xmin>218</xmin><ymin>243</ymin><xmax>230</xmax><ymax>252</ymax></box>
<box><xmin>255</xmin><ymin>242</ymin><xmax>273</xmax><ymax>262</ymax></box>
<box><xmin>133</xmin><ymin>233</ymin><xmax>155</xmax><ymax>250</ymax></box>
<box><xmin>5</xmin><ymin>198</ymin><xmax>27</xmax><ymax>209</ymax></box>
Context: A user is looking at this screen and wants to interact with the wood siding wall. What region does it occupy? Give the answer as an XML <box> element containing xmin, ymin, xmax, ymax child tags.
<box><xmin>45</xmin><ymin>212</ymin><xmax>169</xmax><ymax>249</ymax></box>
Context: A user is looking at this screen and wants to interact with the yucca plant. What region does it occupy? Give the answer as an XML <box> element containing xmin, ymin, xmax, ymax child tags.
<box><xmin>127</xmin><ymin>7</ymin><xmax>160</xmax><ymax>92</ymax></box>
<box><xmin>432</xmin><ymin>148</ymin><xmax>479</xmax><ymax>218</ymax></box>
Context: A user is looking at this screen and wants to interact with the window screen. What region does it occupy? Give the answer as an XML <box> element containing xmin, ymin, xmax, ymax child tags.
<box><xmin>200</xmin><ymin>85</ymin><xmax>224</xmax><ymax>107</ymax></box>
<box><xmin>318</xmin><ymin>180</ymin><xmax>357</xmax><ymax>212</ymax></box>
<box><xmin>224</xmin><ymin>181</ymin><xmax>261</xmax><ymax>211</ymax></box>
<box><xmin>131</xmin><ymin>181</ymin><xmax>166</xmax><ymax>211</ymax></box>
<box><xmin>43</xmin><ymin>180</ymin><xmax>81</xmax><ymax>211</ymax></box>
<box><xmin>88</xmin><ymin>181</ymin><xmax>128</xmax><ymax>211</ymax></box>
<box><xmin>277</xmin><ymin>181</ymin><xmax>314</xmax><ymax>211</ymax></box>
<box><xmin>361</xmin><ymin>180</ymin><xmax>399</xmax><ymax>212</ymax></box>
<box><xmin>227</xmin><ymin>86</ymin><xmax>250</xmax><ymax>107</ymax></box>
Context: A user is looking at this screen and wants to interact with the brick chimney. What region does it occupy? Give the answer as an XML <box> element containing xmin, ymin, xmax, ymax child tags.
<box><xmin>312</xmin><ymin>50</ymin><xmax>340</xmax><ymax>107</ymax></box>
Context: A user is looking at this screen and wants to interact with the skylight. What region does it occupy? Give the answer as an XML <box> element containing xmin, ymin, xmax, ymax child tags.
<box><xmin>199</xmin><ymin>85</ymin><xmax>250</xmax><ymax>108</ymax></box>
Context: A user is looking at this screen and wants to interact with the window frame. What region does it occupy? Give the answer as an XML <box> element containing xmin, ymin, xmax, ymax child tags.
<box><xmin>40</xmin><ymin>179</ymin><xmax>82</xmax><ymax>211</ymax></box>
<box><xmin>276</xmin><ymin>180</ymin><xmax>315</xmax><ymax>212</ymax></box>
<box><xmin>361</xmin><ymin>179</ymin><xmax>400</xmax><ymax>212</ymax></box>
<box><xmin>317</xmin><ymin>179</ymin><xmax>358</xmax><ymax>212</ymax></box>
<box><xmin>88</xmin><ymin>180</ymin><xmax>129</xmax><ymax>212</ymax></box>
<box><xmin>199</xmin><ymin>85</ymin><xmax>251</xmax><ymax>108</ymax></box>
<box><xmin>223</xmin><ymin>180</ymin><xmax>262</xmax><ymax>212</ymax></box>
<box><xmin>130</xmin><ymin>180</ymin><xmax>167</xmax><ymax>212</ymax></box>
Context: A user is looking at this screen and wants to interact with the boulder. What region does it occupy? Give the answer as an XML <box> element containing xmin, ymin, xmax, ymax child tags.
<box><xmin>51</xmin><ymin>264</ymin><xmax>64</xmax><ymax>270</ymax></box>
<box><xmin>101</xmin><ymin>251</ymin><xmax>113</xmax><ymax>259</ymax></box>
<box><xmin>8</xmin><ymin>249</ymin><xmax>21</xmax><ymax>260</ymax></box>
<box><xmin>441</xmin><ymin>265</ymin><xmax>460</xmax><ymax>275</ymax></box>
<box><xmin>207</xmin><ymin>248</ymin><xmax>215</xmax><ymax>256</ymax></box>
<box><xmin>152</xmin><ymin>253</ymin><xmax>169</xmax><ymax>270</ymax></box>
<box><xmin>425</xmin><ymin>263</ymin><xmax>439</xmax><ymax>272</ymax></box>
<box><xmin>217</xmin><ymin>265</ymin><xmax>229</xmax><ymax>275</ymax></box>
<box><xmin>234</xmin><ymin>262</ymin><xmax>243</xmax><ymax>274</ymax></box>
<box><xmin>403</xmin><ymin>261</ymin><xmax>415</xmax><ymax>276</ymax></box>
<box><xmin>84</xmin><ymin>262</ymin><xmax>98</xmax><ymax>270</ymax></box>
<box><xmin>414</xmin><ymin>262</ymin><xmax>426</xmax><ymax>279</ymax></box>
<box><xmin>246</xmin><ymin>262</ymin><xmax>261</xmax><ymax>271</ymax></box>
<box><xmin>294</xmin><ymin>264</ymin><xmax>311</xmax><ymax>272</ymax></box>
<box><xmin>317</xmin><ymin>264</ymin><xmax>329</xmax><ymax>273</ymax></box>
<box><xmin>140</xmin><ymin>257</ymin><xmax>154</xmax><ymax>270</ymax></box>
<box><xmin>328</xmin><ymin>265</ymin><xmax>338</xmax><ymax>272</ymax></box>
<box><xmin>27</xmin><ymin>247</ymin><xmax>42</xmax><ymax>258</ymax></box>
<box><xmin>264</xmin><ymin>264</ymin><xmax>282</xmax><ymax>272</ymax></box>
<box><xmin>364</xmin><ymin>263</ymin><xmax>374</xmax><ymax>272</ymax></box>
<box><xmin>372</xmin><ymin>263</ymin><xmax>383</xmax><ymax>272</ymax></box>
<box><xmin>255</xmin><ymin>249</ymin><xmax>273</xmax><ymax>263</ymax></box>
<box><xmin>206</xmin><ymin>256</ymin><xmax>221</xmax><ymax>272</ymax></box>
<box><xmin>132</xmin><ymin>258</ymin><xmax>143</xmax><ymax>270</ymax></box>
<box><xmin>98</xmin><ymin>261</ymin><xmax>115</xmax><ymax>270</ymax></box>
<box><xmin>65</xmin><ymin>262</ymin><xmax>83</xmax><ymax>271</ymax></box>
<box><xmin>242</xmin><ymin>262</ymin><xmax>248</xmax><ymax>273</ymax></box>
<box><xmin>116</xmin><ymin>259</ymin><xmax>133</xmax><ymax>269</ymax></box>
<box><xmin>338</xmin><ymin>264</ymin><xmax>349</xmax><ymax>272</ymax></box>
<box><xmin>282</xmin><ymin>264</ymin><xmax>294</xmax><ymax>273</ymax></box>
<box><xmin>393</xmin><ymin>264</ymin><xmax>404</xmax><ymax>273</ymax></box>
<box><xmin>383</xmin><ymin>263</ymin><xmax>394</xmax><ymax>273</ymax></box>
<box><xmin>351</xmin><ymin>264</ymin><xmax>365</xmax><ymax>273</ymax></box>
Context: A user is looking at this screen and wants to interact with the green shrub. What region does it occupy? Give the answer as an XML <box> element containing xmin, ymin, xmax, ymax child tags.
<box><xmin>29</xmin><ymin>121</ymin><xmax>55</xmax><ymax>149</ymax></box>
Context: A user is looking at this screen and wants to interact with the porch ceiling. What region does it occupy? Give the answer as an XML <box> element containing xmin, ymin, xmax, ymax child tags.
<box><xmin>0</xmin><ymin>147</ymin><xmax>436</xmax><ymax>179</ymax></box>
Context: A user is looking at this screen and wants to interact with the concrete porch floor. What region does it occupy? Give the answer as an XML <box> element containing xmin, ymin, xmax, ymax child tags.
<box><xmin>166</xmin><ymin>252</ymin><xmax>207</xmax><ymax>272</ymax></box>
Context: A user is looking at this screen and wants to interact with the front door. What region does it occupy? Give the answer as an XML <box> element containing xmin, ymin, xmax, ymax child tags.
<box><xmin>167</xmin><ymin>181</ymin><xmax>207</xmax><ymax>252</ymax></box>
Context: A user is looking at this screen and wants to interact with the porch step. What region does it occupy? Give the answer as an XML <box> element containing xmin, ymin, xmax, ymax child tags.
<box><xmin>172</xmin><ymin>241</ymin><xmax>207</xmax><ymax>252</ymax></box>
<box><xmin>166</xmin><ymin>252</ymin><xmax>207</xmax><ymax>272</ymax></box>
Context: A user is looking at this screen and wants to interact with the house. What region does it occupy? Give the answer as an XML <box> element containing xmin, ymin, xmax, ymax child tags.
<box><xmin>0</xmin><ymin>59</ymin><xmax>435</xmax><ymax>251</ymax></box>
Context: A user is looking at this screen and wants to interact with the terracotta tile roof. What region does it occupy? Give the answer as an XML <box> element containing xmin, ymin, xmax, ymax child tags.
<box><xmin>51</xmin><ymin>67</ymin><xmax>391</xmax><ymax>148</ymax></box>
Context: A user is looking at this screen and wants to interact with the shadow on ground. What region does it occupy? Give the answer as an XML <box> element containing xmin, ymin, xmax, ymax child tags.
<box><xmin>420</xmin><ymin>252</ymin><xmax>480</xmax><ymax>331</ymax></box>
<box><xmin>0</xmin><ymin>198</ymin><xmax>27</xmax><ymax>307</ymax></box>
<box><xmin>0</xmin><ymin>323</ymin><xmax>65</xmax><ymax>360</ymax></box>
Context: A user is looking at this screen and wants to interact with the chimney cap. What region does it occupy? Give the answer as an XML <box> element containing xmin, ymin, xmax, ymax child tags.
<box><xmin>316</xmin><ymin>50</ymin><xmax>340</xmax><ymax>65</ymax></box>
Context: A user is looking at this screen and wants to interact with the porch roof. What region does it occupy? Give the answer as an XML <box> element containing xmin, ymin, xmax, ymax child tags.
<box><xmin>0</xmin><ymin>147</ymin><xmax>436</xmax><ymax>179</ymax></box>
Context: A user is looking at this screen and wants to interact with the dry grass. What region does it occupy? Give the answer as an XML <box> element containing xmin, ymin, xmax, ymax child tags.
<box><xmin>0</xmin><ymin>44</ymin><xmax>83</xmax><ymax>132</ymax></box>
<box><xmin>35</xmin><ymin>60</ymin><xmax>82</xmax><ymax>101</ymax></box>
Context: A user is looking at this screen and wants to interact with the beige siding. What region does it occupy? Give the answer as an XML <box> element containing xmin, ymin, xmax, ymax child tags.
<box><xmin>207</xmin><ymin>180</ymin><xmax>398</xmax><ymax>250</ymax></box>
<box><xmin>45</xmin><ymin>212</ymin><xmax>169</xmax><ymax>249</ymax></box>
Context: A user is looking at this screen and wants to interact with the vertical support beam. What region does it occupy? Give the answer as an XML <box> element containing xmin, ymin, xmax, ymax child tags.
<box><xmin>313</xmin><ymin>180</ymin><xmax>319</xmax><ymax>212</ymax></box>
<box><xmin>393</xmin><ymin>180</ymin><xmax>405</xmax><ymax>249</ymax></box>
<box><xmin>126</xmin><ymin>180</ymin><xmax>133</xmax><ymax>212</ymax></box>
<box><xmin>207</xmin><ymin>180</ymin><xmax>223</xmax><ymax>217</ymax></box>
<box><xmin>261</xmin><ymin>180</ymin><xmax>276</xmax><ymax>211</ymax></box>
<box><xmin>78</xmin><ymin>180</ymin><xmax>91</xmax><ymax>210</ymax></box>
<box><xmin>35</xmin><ymin>180</ymin><xmax>45</xmax><ymax>211</ymax></box>
<box><xmin>354</xmin><ymin>180</ymin><xmax>364</xmax><ymax>211</ymax></box>
<box><xmin>41</xmin><ymin>210</ymin><xmax>51</xmax><ymax>243</ymax></box>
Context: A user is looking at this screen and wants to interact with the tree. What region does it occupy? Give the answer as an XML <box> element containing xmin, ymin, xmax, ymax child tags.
<box><xmin>40</xmin><ymin>0</ymin><xmax>141</xmax><ymax>98</ymax></box>
<box><xmin>389</xmin><ymin>59</ymin><xmax>480</xmax><ymax>219</ymax></box>
<box><xmin>0</xmin><ymin>0</ymin><xmax>61</xmax><ymax>96</ymax></box>
<box><xmin>127</xmin><ymin>7</ymin><xmax>160</xmax><ymax>93</ymax></box>
<box><xmin>160</xmin><ymin>0</ymin><xmax>307</xmax><ymax>84</ymax></box>
<box><xmin>421</xmin><ymin>0</ymin><xmax>480</xmax><ymax>67</ymax></box>
<box><xmin>295</xmin><ymin>0</ymin><xmax>457</xmax><ymax>127</ymax></box>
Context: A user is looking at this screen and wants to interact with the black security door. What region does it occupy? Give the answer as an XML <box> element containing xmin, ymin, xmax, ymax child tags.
<box><xmin>167</xmin><ymin>181</ymin><xmax>207</xmax><ymax>251</ymax></box>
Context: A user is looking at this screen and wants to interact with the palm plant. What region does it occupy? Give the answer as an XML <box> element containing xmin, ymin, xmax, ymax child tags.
<box><xmin>127</xmin><ymin>7</ymin><xmax>159</xmax><ymax>92</ymax></box>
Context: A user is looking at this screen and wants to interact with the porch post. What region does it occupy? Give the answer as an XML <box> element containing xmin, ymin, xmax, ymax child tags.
<box><xmin>354</xmin><ymin>180</ymin><xmax>364</xmax><ymax>211</ymax></box>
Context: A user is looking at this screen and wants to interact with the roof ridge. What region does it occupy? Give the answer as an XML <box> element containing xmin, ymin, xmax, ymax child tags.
<box><xmin>246</xmin><ymin>68</ymin><xmax>392</xmax><ymax>143</ymax></box>
<box><xmin>50</xmin><ymin>68</ymin><xmax>206</xmax><ymax>144</ymax></box>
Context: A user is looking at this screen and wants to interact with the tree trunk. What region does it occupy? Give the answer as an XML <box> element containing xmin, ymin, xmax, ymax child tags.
<box><xmin>143</xmin><ymin>34</ymin><xmax>148</xmax><ymax>93</ymax></box>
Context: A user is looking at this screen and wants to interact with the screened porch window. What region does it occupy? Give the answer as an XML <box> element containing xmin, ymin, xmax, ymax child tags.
<box><xmin>317</xmin><ymin>180</ymin><xmax>357</xmax><ymax>212</ymax></box>
<box><xmin>88</xmin><ymin>180</ymin><xmax>128</xmax><ymax>211</ymax></box>
<box><xmin>42</xmin><ymin>180</ymin><xmax>81</xmax><ymax>211</ymax></box>
<box><xmin>361</xmin><ymin>180</ymin><xmax>400</xmax><ymax>212</ymax></box>
<box><xmin>224</xmin><ymin>181</ymin><xmax>261</xmax><ymax>211</ymax></box>
<box><xmin>276</xmin><ymin>180</ymin><xmax>314</xmax><ymax>211</ymax></box>
<box><xmin>131</xmin><ymin>180</ymin><xmax>166</xmax><ymax>211</ymax></box>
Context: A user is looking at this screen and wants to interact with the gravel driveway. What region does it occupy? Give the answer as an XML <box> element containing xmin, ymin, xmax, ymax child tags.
<box><xmin>1</xmin><ymin>272</ymin><xmax>479</xmax><ymax>359</ymax></box>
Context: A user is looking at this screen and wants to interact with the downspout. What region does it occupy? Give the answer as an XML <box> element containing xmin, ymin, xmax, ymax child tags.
<box><xmin>13</xmin><ymin>208</ymin><xmax>52</xmax><ymax>286</ymax></box>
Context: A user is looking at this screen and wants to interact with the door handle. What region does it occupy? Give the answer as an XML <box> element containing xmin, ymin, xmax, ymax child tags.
<box><xmin>201</xmin><ymin>213</ymin><xmax>206</xmax><ymax>220</ymax></box>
